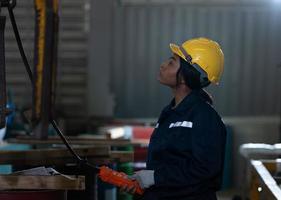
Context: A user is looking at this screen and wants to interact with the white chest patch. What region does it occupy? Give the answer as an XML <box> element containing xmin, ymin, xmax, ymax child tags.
<box><xmin>169</xmin><ymin>121</ymin><xmax>193</xmax><ymax>128</ymax></box>
<box><xmin>155</xmin><ymin>123</ymin><xmax>159</xmax><ymax>128</ymax></box>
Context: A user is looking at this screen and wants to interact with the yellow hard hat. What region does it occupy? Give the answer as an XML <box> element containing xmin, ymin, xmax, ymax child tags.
<box><xmin>170</xmin><ymin>37</ymin><xmax>224</xmax><ymax>84</ymax></box>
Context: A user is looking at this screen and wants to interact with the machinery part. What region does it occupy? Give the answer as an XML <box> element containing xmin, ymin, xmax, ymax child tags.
<box><xmin>7</xmin><ymin>0</ymin><xmax>84</xmax><ymax>167</ymax></box>
<box><xmin>4</xmin><ymin>3</ymin><xmax>144</xmax><ymax>199</ymax></box>
<box><xmin>98</xmin><ymin>166</ymin><xmax>144</xmax><ymax>195</ymax></box>
<box><xmin>170</xmin><ymin>37</ymin><xmax>224</xmax><ymax>84</ymax></box>
<box><xmin>32</xmin><ymin>0</ymin><xmax>59</xmax><ymax>139</ymax></box>
<box><xmin>0</xmin><ymin>16</ymin><xmax>6</xmax><ymax>129</ymax></box>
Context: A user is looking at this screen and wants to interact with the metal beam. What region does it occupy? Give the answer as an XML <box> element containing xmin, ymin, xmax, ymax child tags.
<box><xmin>119</xmin><ymin>0</ymin><xmax>281</xmax><ymax>6</ymax></box>
<box><xmin>0</xmin><ymin>16</ymin><xmax>6</xmax><ymax>129</ymax></box>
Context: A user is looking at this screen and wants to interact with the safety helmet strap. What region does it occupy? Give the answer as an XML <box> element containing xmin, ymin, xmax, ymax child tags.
<box><xmin>179</xmin><ymin>46</ymin><xmax>209</xmax><ymax>87</ymax></box>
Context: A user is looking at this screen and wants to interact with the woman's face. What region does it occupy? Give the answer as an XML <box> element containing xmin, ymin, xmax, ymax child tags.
<box><xmin>158</xmin><ymin>54</ymin><xmax>181</xmax><ymax>87</ymax></box>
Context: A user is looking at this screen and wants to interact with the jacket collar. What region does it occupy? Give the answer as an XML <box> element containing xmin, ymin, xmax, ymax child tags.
<box><xmin>165</xmin><ymin>90</ymin><xmax>202</xmax><ymax>115</ymax></box>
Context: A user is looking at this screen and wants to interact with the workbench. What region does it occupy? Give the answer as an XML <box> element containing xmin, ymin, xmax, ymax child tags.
<box><xmin>0</xmin><ymin>137</ymin><xmax>136</xmax><ymax>200</ymax></box>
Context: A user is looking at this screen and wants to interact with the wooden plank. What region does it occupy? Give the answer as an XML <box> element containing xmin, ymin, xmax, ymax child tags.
<box><xmin>110</xmin><ymin>151</ymin><xmax>134</xmax><ymax>163</ymax></box>
<box><xmin>0</xmin><ymin>147</ymin><xmax>110</xmax><ymax>165</ymax></box>
<box><xmin>57</xmin><ymin>151</ymin><xmax>134</xmax><ymax>165</ymax></box>
<box><xmin>14</xmin><ymin>135</ymin><xmax>111</xmax><ymax>140</ymax></box>
<box><xmin>0</xmin><ymin>175</ymin><xmax>85</xmax><ymax>190</ymax></box>
<box><xmin>8</xmin><ymin>136</ymin><xmax>133</xmax><ymax>146</ymax></box>
<box><xmin>131</xmin><ymin>139</ymin><xmax>149</xmax><ymax>147</ymax></box>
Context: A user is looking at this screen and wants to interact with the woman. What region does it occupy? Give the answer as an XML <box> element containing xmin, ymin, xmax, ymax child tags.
<box><xmin>124</xmin><ymin>37</ymin><xmax>226</xmax><ymax>200</ymax></box>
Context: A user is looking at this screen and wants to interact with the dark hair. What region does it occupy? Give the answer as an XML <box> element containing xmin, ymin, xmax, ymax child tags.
<box><xmin>177</xmin><ymin>58</ymin><xmax>213</xmax><ymax>105</ymax></box>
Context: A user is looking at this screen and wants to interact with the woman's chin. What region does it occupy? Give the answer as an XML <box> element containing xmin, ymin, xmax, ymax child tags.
<box><xmin>158</xmin><ymin>80</ymin><xmax>169</xmax><ymax>86</ymax></box>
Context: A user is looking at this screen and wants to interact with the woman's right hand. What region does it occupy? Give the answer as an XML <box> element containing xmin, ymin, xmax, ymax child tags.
<box><xmin>119</xmin><ymin>184</ymin><xmax>137</xmax><ymax>194</ymax></box>
<box><xmin>119</xmin><ymin>174</ymin><xmax>138</xmax><ymax>194</ymax></box>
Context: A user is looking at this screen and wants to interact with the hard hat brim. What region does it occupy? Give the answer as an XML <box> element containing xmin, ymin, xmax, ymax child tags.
<box><xmin>169</xmin><ymin>43</ymin><xmax>187</xmax><ymax>62</ymax></box>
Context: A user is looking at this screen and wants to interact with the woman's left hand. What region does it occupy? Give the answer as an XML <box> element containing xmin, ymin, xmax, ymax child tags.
<box><xmin>131</xmin><ymin>170</ymin><xmax>155</xmax><ymax>189</ymax></box>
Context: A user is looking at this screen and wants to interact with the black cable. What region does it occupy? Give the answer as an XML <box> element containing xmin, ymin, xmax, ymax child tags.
<box><xmin>7</xmin><ymin>5</ymin><xmax>34</xmax><ymax>86</ymax></box>
<box><xmin>7</xmin><ymin>3</ymin><xmax>84</xmax><ymax>164</ymax></box>
<box><xmin>51</xmin><ymin>120</ymin><xmax>83</xmax><ymax>161</ymax></box>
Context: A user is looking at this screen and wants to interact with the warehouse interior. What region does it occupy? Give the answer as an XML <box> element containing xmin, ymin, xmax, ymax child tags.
<box><xmin>0</xmin><ymin>0</ymin><xmax>281</xmax><ymax>199</ymax></box>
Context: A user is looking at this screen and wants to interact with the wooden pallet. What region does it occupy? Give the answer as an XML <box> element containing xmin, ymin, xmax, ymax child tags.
<box><xmin>0</xmin><ymin>175</ymin><xmax>85</xmax><ymax>190</ymax></box>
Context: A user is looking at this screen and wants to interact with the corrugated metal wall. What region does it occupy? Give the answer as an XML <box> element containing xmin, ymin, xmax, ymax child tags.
<box><xmin>108</xmin><ymin>3</ymin><xmax>281</xmax><ymax>117</ymax></box>
<box><xmin>4</xmin><ymin>0</ymin><xmax>88</xmax><ymax>122</ymax></box>
<box><xmin>4</xmin><ymin>1</ymin><xmax>281</xmax><ymax>127</ymax></box>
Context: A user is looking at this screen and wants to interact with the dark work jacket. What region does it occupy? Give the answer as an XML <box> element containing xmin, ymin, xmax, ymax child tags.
<box><xmin>142</xmin><ymin>90</ymin><xmax>226</xmax><ymax>200</ymax></box>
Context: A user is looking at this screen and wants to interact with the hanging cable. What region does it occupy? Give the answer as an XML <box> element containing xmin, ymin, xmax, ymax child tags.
<box><xmin>7</xmin><ymin>4</ymin><xmax>34</xmax><ymax>86</ymax></box>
